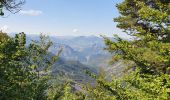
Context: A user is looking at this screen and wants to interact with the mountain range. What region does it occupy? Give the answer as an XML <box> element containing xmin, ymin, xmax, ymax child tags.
<box><xmin>8</xmin><ymin>33</ymin><xmax>114</xmax><ymax>83</ymax></box>
<box><xmin>21</xmin><ymin>34</ymin><xmax>113</xmax><ymax>68</ymax></box>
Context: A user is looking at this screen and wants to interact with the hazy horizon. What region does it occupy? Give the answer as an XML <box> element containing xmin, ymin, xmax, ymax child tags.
<box><xmin>0</xmin><ymin>0</ymin><xmax>129</xmax><ymax>38</ymax></box>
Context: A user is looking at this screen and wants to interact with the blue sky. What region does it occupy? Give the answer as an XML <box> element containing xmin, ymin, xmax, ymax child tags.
<box><xmin>0</xmin><ymin>0</ymin><xmax>128</xmax><ymax>37</ymax></box>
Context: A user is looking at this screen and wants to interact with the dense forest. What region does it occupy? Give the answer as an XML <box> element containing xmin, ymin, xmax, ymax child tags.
<box><xmin>0</xmin><ymin>0</ymin><xmax>170</xmax><ymax>100</ymax></box>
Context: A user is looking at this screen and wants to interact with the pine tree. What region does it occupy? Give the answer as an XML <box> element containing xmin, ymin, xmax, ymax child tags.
<box><xmin>105</xmin><ymin>0</ymin><xmax>170</xmax><ymax>74</ymax></box>
<box><xmin>84</xmin><ymin>1</ymin><xmax>170</xmax><ymax>99</ymax></box>
<box><xmin>0</xmin><ymin>32</ymin><xmax>60</xmax><ymax>99</ymax></box>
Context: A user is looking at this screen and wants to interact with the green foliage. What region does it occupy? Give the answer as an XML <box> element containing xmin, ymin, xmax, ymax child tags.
<box><xmin>0</xmin><ymin>32</ymin><xmax>87</xmax><ymax>100</ymax></box>
<box><xmin>105</xmin><ymin>0</ymin><xmax>170</xmax><ymax>74</ymax></box>
<box><xmin>94</xmin><ymin>0</ymin><xmax>170</xmax><ymax>99</ymax></box>
<box><xmin>0</xmin><ymin>32</ymin><xmax>92</xmax><ymax>100</ymax></box>
<box><xmin>47</xmin><ymin>80</ymin><xmax>87</xmax><ymax>100</ymax></box>
<box><xmin>0</xmin><ymin>32</ymin><xmax>29</xmax><ymax>99</ymax></box>
<box><xmin>0</xmin><ymin>32</ymin><xmax>60</xmax><ymax>99</ymax></box>
<box><xmin>86</xmin><ymin>69</ymin><xmax>170</xmax><ymax>100</ymax></box>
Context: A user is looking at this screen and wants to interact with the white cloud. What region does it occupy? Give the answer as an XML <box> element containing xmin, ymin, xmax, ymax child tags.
<box><xmin>73</xmin><ymin>29</ymin><xmax>78</xmax><ymax>33</ymax></box>
<box><xmin>19</xmin><ymin>10</ymin><xmax>43</xmax><ymax>16</ymax></box>
<box><xmin>0</xmin><ymin>25</ymin><xmax>9</xmax><ymax>32</ymax></box>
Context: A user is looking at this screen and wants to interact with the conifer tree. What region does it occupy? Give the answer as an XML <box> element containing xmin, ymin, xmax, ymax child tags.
<box><xmin>84</xmin><ymin>0</ymin><xmax>170</xmax><ymax>99</ymax></box>
<box><xmin>105</xmin><ymin>0</ymin><xmax>170</xmax><ymax>74</ymax></box>
<box><xmin>0</xmin><ymin>32</ymin><xmax>60</xmax><ymax>99</ymax></box>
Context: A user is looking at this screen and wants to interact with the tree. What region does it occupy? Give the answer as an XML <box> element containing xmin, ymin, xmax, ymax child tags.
<box><xmin>0</xmin><ymin>32</ymin><xmax>32</xmax><ymax>99</ymax></box>
<box><xmin>0</xmin><ymin>32</ymin><xmax>84</xmax><ymax>100</ymax></box>
<box><xmin>0</xmin><ymin>32</ymin><xmax>60</xmax><ymax>99</ymax></box>
<box><xmin>82</xmin><ymin>0</ymin><xmax>170</xmax><ymax>99</ymax></box>
<box><xmin>0</xmin><ymin>0</ymin><xmax>25</xmax><ymax>15</ymax></box>
<box><xmin>105</xmin><ymin>0</ymin><xmax>170</xmax><ymax>74</ymax></box>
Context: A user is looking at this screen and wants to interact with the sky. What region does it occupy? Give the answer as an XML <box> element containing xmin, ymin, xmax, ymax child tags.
<box><xmin>0</xmin><ymin>0</ymin><xmax>129</xmax><ymax>37</ymax></box>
